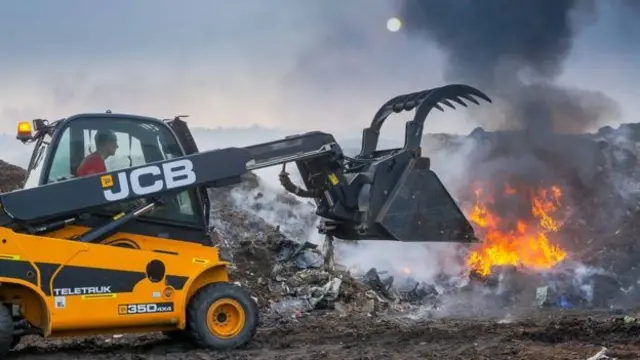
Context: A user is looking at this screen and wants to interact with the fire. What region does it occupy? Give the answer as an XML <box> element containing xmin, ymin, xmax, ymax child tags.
<box><xmin>466</xmin><ymin>183</ymin><xmax>567</xmax><ymax>276</ymax></box>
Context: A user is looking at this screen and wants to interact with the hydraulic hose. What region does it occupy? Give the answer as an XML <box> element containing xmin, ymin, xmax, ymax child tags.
<box><xmin>278</xmin><ymin>165</ymin><xmax>323</xmax><ymax>199</ymax></box>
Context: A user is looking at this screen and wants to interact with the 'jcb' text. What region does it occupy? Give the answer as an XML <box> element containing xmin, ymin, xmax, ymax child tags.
<box><xmin>103</xmin><ymin>159</ymin><xmax>196</xmax><ymax>201</ymax></box>
<box><xmin>53</xmin><ymin>286</ymin><xmax>112</xmax><ymax>296</ymax></box>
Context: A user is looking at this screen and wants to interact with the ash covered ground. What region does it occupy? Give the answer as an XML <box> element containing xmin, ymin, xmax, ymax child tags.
<box><xmin>4</xmin><ymin>122</ymin><xmax>640</xmax><ymax>359</ymax></box>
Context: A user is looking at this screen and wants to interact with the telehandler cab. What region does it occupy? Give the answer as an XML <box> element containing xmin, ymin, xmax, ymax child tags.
<box><xmin>0</xmin><ymin>84</ymin><xmax>490</xmax><ymax>356</ymax></box>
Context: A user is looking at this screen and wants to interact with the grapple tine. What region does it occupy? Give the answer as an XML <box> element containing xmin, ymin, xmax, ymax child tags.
<box><xmin>440</xmin><ymin>99</ymin><xmax>456</xmax><ymax>110</ymax></box>
<box><xmin>360</xmin><ymin>84</ymin><xmax>491</xmax><ymax>157</ymax></box>
<box><xmin>450</xmin><ymin>97</ymin><xmax>468</xmax><ymax>107</ymax></box>
<box><xmin>466</xmin><ymin>88</ymin><xmax>492</xmax><ymax>103</ymax></box>
<box><xmin>459</xmin><ymin>94</ymin><xmax>480</xmax><ymax>105</ymax></box>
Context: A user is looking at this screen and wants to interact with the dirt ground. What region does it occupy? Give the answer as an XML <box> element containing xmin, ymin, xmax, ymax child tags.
<box><xmin>8</xmin><ymin>309</ymin><xmax>640</xmax><ymax>360</ymax></box>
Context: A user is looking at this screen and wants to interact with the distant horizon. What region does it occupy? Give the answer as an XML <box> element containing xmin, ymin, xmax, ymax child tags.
<box><xmin>2</xmin><ymin>117</ymin><xmax>637</xmax><ymax>139</ymax></box>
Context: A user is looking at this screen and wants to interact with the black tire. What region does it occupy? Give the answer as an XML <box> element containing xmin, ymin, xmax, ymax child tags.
<box><xmin>186</xmin><ymin>282</ymin><xmax>258</xmax><ymax>350</ymax></box>
<box><xmin>0</xmin><ymin>306</ymin><xmax>13</xmax><ymax>358</ymax></box>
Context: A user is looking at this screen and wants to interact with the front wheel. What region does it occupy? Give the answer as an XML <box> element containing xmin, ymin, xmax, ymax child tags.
<box><xmin>186</xmin><ymin>282</ymin><xmax>258</xmax><ymax>350</ymax></box>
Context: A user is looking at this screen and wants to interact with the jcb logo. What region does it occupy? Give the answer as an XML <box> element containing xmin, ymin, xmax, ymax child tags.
<box><xmin>101</xmin><ymin>159</ymin><xmax>196</xmax><ymax>201</ymax></box>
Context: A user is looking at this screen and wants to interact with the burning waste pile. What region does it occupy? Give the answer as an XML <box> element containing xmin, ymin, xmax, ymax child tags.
<box><xmin>419</xmin><ymin>123</ymin><xmax>640</xmax><ymax>314</ymax></box>
<box><xmin>205</xmin><ymin>121</ymin><xmax>640</xmax><ymax>320</ymax></box>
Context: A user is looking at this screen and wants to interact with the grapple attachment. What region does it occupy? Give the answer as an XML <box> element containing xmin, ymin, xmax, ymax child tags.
<box><xmin>293</xmin><ymin>84</ymin><xmax>492</xmax><ymax>242</ymax></box>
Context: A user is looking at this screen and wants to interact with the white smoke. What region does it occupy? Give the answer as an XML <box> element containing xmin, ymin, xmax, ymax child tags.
<box><xmin>226</xmin><ymin>177</ymin><xmax>318</xmax><ymax>241</ymax></box>
<box><xmin>594</xmin><ymin>125</ymin><xmax>640</xmax><ymax>203</ymax></box>
<box><xmin>333</xmin><ymin>241</ymin><xmax>467</xmax><ymax>284</ymax></box>
<box><xmin>571</xmin><ymin>262</ymin><xmax>606</xmax><ymax>303</ymax></box>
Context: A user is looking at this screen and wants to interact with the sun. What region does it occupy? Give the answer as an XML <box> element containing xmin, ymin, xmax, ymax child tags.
<box><xmin>386</xmin><ymin>17</ymin><xmax>402</xmax><ymax>32</ymax></box>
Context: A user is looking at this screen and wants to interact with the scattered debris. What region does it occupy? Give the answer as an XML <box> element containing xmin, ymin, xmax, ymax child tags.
<box><xmin>586</xmin><ymin>347</ymin><xmax>615</xmax><ymax>360</ymax></box>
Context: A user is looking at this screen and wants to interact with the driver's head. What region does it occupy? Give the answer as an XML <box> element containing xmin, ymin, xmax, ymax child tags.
<box><xmin>95</xmin><ymin>130</ymin><xmax>118</xmax><ymax>157</ymax></box>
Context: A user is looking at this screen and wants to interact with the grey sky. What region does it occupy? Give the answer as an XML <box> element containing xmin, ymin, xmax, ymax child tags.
<box><xmin>0</xmin><ymin>0</ymin><xmax>637</xmax><ymax>138</ymax></box>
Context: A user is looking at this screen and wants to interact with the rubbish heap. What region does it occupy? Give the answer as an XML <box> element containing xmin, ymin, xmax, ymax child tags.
<box><xmin>0</xmin><ymin>160</ymin><xmax>25</xmax><ymax>192</ymax></box>
<box><xmin>207</xmin><ymin>172</ymin><xmax>433</xmax><ymax>317</ymax></box>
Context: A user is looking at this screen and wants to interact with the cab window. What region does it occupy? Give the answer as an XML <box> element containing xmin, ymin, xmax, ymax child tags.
<box><xmin>23</xmin><ymin>134</ymin><xmax>52</xmax><ymax>189</ymax></box>
<box><xmin>48</xmin><ymin>130</ymin><xmax>70</xmax><ymax>183</ymax></box>
<box><xmin>45</xmin><ymin>116</ymin><xmax>201</xmax><ymax>225</ymax></box>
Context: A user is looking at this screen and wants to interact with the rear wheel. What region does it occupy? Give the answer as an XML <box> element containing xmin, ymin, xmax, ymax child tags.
<box><xmin>186</xmin><ymin>282</ymin><xmax>258</xmax><ymax>350</ymax></box>
<box><xmin>0</xmin><ymin>306</ymin><xmax>13</xmax><ymax>357</ymax></box>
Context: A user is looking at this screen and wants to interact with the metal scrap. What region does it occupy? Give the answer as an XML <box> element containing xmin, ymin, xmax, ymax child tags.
<box><xmin>586</xmin><ymin>347</ymin><xmax>616</xmax><ymax>360</ymax></box>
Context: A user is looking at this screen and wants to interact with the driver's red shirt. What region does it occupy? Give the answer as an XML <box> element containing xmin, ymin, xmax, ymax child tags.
<box><xmin>76</xmin><ymin>153</ymin><xmax>107</xmax><ymax>176</ymax></box>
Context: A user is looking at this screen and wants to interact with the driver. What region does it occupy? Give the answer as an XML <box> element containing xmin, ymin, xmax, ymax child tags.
<box><xmin>76</xmin><ymin>130</ymin><xmax>148</xmax><ymax>212</ymax></box>
<box><xmin>76</xmin><ymin>130</ymin><xmax>118</xmax><ymax>176</ymax></box>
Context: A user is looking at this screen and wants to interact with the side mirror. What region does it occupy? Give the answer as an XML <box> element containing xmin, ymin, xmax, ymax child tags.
<box><xmin>32</xmin><ymin>118</ymin><xmax>47</xmax><ymax>132</ymax></box>
<box><xmin>16</xmin><ymin>121</ymin><xmax>33</xmax><ymax>143</ymax></box>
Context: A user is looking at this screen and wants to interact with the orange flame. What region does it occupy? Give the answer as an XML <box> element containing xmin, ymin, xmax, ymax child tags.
<box><xmin>466</xmin><ymin>184</ymin><xmax>567</xmax><ymax>276</ymax></box>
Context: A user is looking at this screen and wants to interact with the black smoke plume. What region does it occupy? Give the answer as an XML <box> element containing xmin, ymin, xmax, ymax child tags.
<box><xmin>395</xmin><ymin>0</ymin><xmax>633</xmax><ymax>262</ymax></box>
<box><xmin>395</xmin><ymin>0</ymin><xmax>618</xmax><ymax>133</ymax></box>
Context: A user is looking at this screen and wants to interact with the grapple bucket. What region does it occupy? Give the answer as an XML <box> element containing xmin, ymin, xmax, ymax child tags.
<box><xmin>375</xmin><ymin>157</ymin><xmax>478</xmax><ymax>242</ymax></box>
<box><xmin>325</xmin><ymin>84</ymin><xmax>491</xmax><ymax>242</ymax></box>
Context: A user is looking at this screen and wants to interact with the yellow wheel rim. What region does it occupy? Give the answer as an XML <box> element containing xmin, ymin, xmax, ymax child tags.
<box><xmin>206</xmin><ymin>298</ymin><xmax>246</xmax><ymax>339</ymax></box>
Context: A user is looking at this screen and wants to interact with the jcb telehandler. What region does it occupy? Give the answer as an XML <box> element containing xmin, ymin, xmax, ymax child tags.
<box><xmin>0</xmin><ymin>84</ymin><xmax>490</xmax><ymax>357</ymax></box>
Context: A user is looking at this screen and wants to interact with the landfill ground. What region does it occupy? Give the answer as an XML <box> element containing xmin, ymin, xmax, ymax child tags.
<box><xmin>9</xmin><ymin>308</ymin><xmax>640</xmax><ymax>360</ymax></box>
